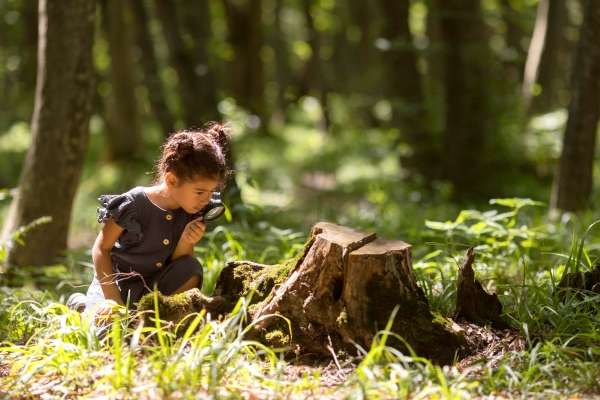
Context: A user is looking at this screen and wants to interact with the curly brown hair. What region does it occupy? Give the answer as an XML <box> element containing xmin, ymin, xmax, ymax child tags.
<box><xmin>153</xmin><ymin>122</ymin><xmax>232</xmax><ymax>186</ymax></box>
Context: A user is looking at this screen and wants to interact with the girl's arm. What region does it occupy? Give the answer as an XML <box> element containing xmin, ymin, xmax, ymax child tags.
<box><xmin>92</xmin><ymin>219</ymin><xmax>126</xmax><ymax>306</ymax></box>
<box><xmin>171</xmin><ymin>217</ymin><xmax>206</xmax><ymax>260</ymax></box>
<box><xmin>171</xmin><ymin>238</ymin><xmax>194</xmax><ymax>260</ymax></box>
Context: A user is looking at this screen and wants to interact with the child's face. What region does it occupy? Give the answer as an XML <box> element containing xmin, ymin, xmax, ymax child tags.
<box><xmin>166</xmin><ymin>172</ymin><xmax>220</xmax><ymax>214</ymax></box>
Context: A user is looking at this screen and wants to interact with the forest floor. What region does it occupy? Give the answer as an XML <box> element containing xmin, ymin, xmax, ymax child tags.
<box><xmin>2</xmin><ymin>198</ymin><xmax>600</xmax><ymax>399</ymax></box>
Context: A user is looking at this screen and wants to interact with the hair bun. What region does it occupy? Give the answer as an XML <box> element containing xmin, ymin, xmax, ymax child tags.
<box><xmin>204</xmin><ymin>122</ymin><xmax>230</xmax><ymax>151</ymax></box>
<box><xmin>175</xmin><ymin>136</ymin><xmax>194</xmax><ymax>158</ymax></box>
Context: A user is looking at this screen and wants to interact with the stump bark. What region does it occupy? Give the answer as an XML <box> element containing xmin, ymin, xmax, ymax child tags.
<box><xmin>248</xmin><ymin>222</ymin><xmax>466</xmax><ymax>363</ymax></box>
<box><xmin>455</xmin><ymin>248</ymin><xmax>507</xmax><ymax>329</ymax></box>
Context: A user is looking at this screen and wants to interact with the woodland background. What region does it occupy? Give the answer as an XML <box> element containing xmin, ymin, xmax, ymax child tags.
<box><xmin>1</xmin><ymin>0</ymin><xmax>600</xmax><ymax>398</ymax></box>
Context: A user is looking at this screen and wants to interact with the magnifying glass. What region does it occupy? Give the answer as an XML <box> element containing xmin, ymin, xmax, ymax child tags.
<box><xmin>199</xmin><ymin>192</ymin><xmax>225</xmax><ymax>222</ymax></box>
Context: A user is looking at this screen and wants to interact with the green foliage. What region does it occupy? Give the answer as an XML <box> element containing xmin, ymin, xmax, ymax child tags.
<box><xmin>424</xmin><ymin>197</ymin><xmax>547</xmax><ymax>263</ymax></box>
<box><xmin>1</xmin><ymin>198</ymin><xmax>600</xmax><ymax>397</ymax></box>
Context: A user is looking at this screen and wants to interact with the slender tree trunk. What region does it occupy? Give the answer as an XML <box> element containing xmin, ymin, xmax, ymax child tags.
<box><xmin>222</xmin><ymin>0</ymin><xmax>268</xmax><ymax>128</ymax></box>
<box><xmin>1</xmin><ymin>0</ymin><xmax>96</xmax><ymax>267</ymax></box>
<box><xmin>18</xmin><ymin>0</ymin><xmax>38</xmax><ymax>119</ymax></box>
<box><xmin>522</xmin><ymin>0</ymin><xmax>549</xmax><ymax>110</ymax></box>
<box><xmin>346</xmin><ymin>0</ymin><xmax>374</xmax><ymax>95</ymax></box>
<box><xmin>101</xmin><ymin>0</ymin><xmax>141</xmax><ymax>161</ymax></box>
<box><xmin>550</xmin><ymin>0</ymin><xmax>600</xmax><ymax>212</ymax></box>
<box><xmin>424</xmin><ymin>0</ymin><xmax>446</xmax><ymax>138</ymax></box>
<box><xmin>178</xmin><ymin>0</ymin><xmax>219</xmax><ymax>122</ymax></box>
<box><xmin>153</xmin><ymin>0</ymin><xmax>215</xmax><ymax>127</ymax></box>
<box><xmin>348</xmin><ymin>0</ymin><xmax>372</xmax><ymax>65</ymax></box>
<box><xmin>301</xmin><ymin>0</ymin><xmax>330</xmax><ymax>131</ymax></box>
<box><xmin>378</xmin><ymin>0</ymin><xmax>433</xmax><ymax>178</ymax></box>
<box><xmin>531</xmin><ymin>0</ymin><xmax>573</xmax><ymax>114</ymax></box>
<box><xmin>499</xmin><ymin>0</ymin><xmax>529</xmax><ymax>81</ymax></box>
<box><xmin>272</xmin><ymin>0</ymin><xmax>291</xmax><ymax>122</ymax></box>
<box><xmin>438</xmin><ymin>0</ymin><xmax>495</xmax><ymax>196</ymax></box>
<box><xmin>129</xmin><ymin>0</ymin><xmax>175</xmax><ymax>137</ymax></box>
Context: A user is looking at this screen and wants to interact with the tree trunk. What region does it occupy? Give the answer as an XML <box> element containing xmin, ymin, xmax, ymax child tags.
<box><xmin>129</xmin><ymin>0</ymin><xmax>175</xmax><ymax>137</ymax></box>
<box><xmin>378</xmin><ymin>0</ymin><xmax>434</xmax><ymax>179</ymax></box>
<box><xmin>271</xmin><ymin>0</ymin><xmax>291</xmax><ymax>123</ymax></box>
<box><xmin>152</xmin><ymin>0</ymin><xmax>216</xmax><ymax>127</ymax></box>
<box><xmin>222</xmin><ymin>0</ymin><xmax>268</xmax><ymax>128</ymax></box>
<box><xmin>438</xmin><ymin>0</ymin><xmax>494</xmax><ymax>196</ymax></box>
<box><xmin>300</xmin><ymin>0</ymin><xmax>330</xmax><ymax>131</ymax></box>
<box><xmin>521</xmin><ymin>0</ymin><xmax>549</xmax><ymax>110</ymax></box>
<box><xmin>531</xmin><ymin>0</ymin><xmax>574</xmax><ymax>114</ymax></box>
<box><xmin>551</xmin><ymin>0</ymin><xmax>600</xmax><ymax>212</ymax></box>
<box><xmin>178</xmin><ymin>0</ymin><xmax>219</xmax><ymax>122</ymax></box>
<box><xmin>17</xmin><ymin>0</ymin><xmax>39</xmax><ymax>121</ymax></box>
<box><xmin>424</xmin><ymin>0</ymin><xmax>446</xmax><ymax>145</ymax></box>
<box><xmin>499</xmin><ymin>0</ymin><xmax>529</xmax><ymax>81</ymax></box>
<box><xmin>1</xmin><ymin>0</ymin><xmax>96</xmax><ymax>267</ymax></box>
<box><xmin>101</xmin><ymin>0</ymin><xmax>141</xmax><ymax>162</ymax></box>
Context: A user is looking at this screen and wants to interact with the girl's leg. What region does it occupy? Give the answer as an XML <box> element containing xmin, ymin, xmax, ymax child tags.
<box><xmin>154</xmin><ymin>255</ymin><xmax>203</xmax><ymax>295</ymax></box>
<box><xmin>172</xmin><ymin>275</ymin><xmax>201</xmax><ymax>294</ymax></box>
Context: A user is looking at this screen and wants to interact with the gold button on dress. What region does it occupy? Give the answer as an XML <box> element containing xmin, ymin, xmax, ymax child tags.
<box><xmin>163</xmin><ymin>239</ymin><xmax>170</xmax><ymax>245</ymax></box>
<box><xmin>165</xmin><ymin>214</ymin><xmax>173</xmax><ymax>221</ymax></box>
<box><xmin>155</xmin><ymin>262</ymin><xmax>163</xmax><ymax>268</ymax></box>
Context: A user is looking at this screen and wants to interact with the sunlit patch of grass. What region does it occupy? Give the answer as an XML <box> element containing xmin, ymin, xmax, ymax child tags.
<box><xmin>2</xmin><ymin>196</ymin><xmax>600</xmax><ymax>398</ymax></box>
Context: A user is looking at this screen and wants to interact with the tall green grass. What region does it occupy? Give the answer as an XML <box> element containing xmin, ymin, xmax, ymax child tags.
<box><xmin>1</xmin><ymin>200</ymin><xmax>599</xmax><ymax>398</ymax></box>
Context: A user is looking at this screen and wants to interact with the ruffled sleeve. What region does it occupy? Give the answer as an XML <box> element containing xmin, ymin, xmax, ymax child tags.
<box><xmin>97</xmin><ymin>193</ymin><xmax>143</xmax><ymax>246</ymax></box>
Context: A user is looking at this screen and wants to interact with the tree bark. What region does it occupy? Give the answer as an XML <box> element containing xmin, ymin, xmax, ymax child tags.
<box><xmin>438</xmin><ymin>0</ymin><xmax>495</xmax><ymax>196</ymax></box>
<box><xmin>101</xmin><ymin>0</ymin><xmax>141</xmax><ymax>162</ymax></box>
<box><xmin>300</xmin><ymin>0</ymin><xmax>330</xmax><ymax>131</ymax></box>
<box><xmin>17</xmin><ymin>0</ymin><xmax>39</xmax><ymax>120</ymax></box>
<box><xmin>152</xmin><ymin>0</ymin><xmax>216</xmax><ymax>127</ymax></box>
<box><xmin>271</xmin><ymin>0</ymin><xmax>291</xmax><ymax>122</ymax></box>
<box><xmin>551</xmin><ymin>0</ymin><xmax>600</xmax><ymax>212</ymax></box>
<box><xmin>222</xmin><ymin>0</ymin><xmax>268</xmax><ymax>128</ymax></box>
<box><xmin>250</xmin><ymin>222</ymin><xmax>466</xmax><ymax>364</ymax></box>
<box><xmin>1</xmin><ymin>0</ymin><xmax>96</xmax><ymax>267</ymax></box>
<box><xmin>178</xmin><ymin>0</ymin><xmax>219</xmax><ymax>122</ymax></box>
<box><xmin>129</xmin><ymin>0</ymin><xmax>175</xmax><ymax>137</ymax></box>
<box><xmin>455</xmin><ymin>248</ymin><xmax>507</xmax><ymax>329</ymax></box>
<box><xmin>378</xmin><ymin>0</ymin><xmax>434</xmax><ymax>179</ymax></box>
<box><xmin>522</xmin><ymin>0</ymin><xmax>549</xmax><ymax>110</ymax></box>
<box><xmin>499</xmin><ymin>0</ymin><xmax>529</xmax><ymax>81</ymax></box>
<box><xmin>531</xmin><ymin>0</ymin><xmax>574</xmax><ymax>114</ymax></box>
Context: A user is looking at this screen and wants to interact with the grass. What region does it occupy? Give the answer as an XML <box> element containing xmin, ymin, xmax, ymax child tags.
<box><xmin>1</xmin><ymin>199</ymin><xmax>600</xmax><ymax>399</ymax></box>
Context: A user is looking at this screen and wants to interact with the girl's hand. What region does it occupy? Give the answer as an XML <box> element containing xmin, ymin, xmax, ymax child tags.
<box><xmin>94</xmin><ymin>299</ymin><xmax>119</xmax><ymax>325</ymax></box>
<box><xmin>181</xmin><ymin>217</ymin><xmax>206</xmax><ymax>245</ymax></box>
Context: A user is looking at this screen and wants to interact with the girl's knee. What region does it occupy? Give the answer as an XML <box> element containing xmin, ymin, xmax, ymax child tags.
<box><xmin>172</xmin><ymin>255</ymin><xmax>203</xmax><ymax>278</ymax></box>
<box><xmin>157</xmin><ymin>256</ymin><xmax>203</xmax><ymax>294</ymax></box>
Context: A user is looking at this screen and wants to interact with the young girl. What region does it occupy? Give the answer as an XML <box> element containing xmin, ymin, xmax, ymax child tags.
<box><xmin>77</xmin><ymin>123</ymin><xmax>231</xmax><ymax>315</ymax></box>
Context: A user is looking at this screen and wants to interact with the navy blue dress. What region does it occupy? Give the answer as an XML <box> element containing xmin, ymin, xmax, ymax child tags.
<box><xmin>84</xmin><ymin>186</ymin><xmax>203</xmax><ymax>311</ymax></box>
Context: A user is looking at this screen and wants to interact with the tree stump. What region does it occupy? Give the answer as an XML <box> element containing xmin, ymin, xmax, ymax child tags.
<box><xmin>248</xmin><ymin>222</ymin><xmax>466</xmax><ymax>364</ymax></box>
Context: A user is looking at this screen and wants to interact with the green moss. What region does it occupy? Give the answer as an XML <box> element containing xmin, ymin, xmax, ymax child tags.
<box><xmin>136</xmin><ymin>288</ymin><xmax>207</xmax><ymax>332</ymax></box>
<box><xmin>231</xmin><ymin>232</ymin><xmax>316</xmax><ymax>309</ymax></box>
<box><xmin>265</xmin><ymin>329</ymin><xmax>290</xmax><ymax>346</ymax></box>
<box><xmin>232</xmin><ymin>262</ymin><xmax>293</xmax><ymax>303</ymax></box>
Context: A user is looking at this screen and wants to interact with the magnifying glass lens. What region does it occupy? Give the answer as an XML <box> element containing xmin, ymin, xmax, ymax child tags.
<box><xmin>204</xmin><ymin>205</ymin><xmax>225</xmax><ymax>221</ymax></box>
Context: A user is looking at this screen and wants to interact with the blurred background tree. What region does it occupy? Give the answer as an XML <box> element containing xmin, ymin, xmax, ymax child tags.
<box><xmin>0</xmin><ymin>0</ymin><xmax>597</xmax><ymax>268</ymax></box>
